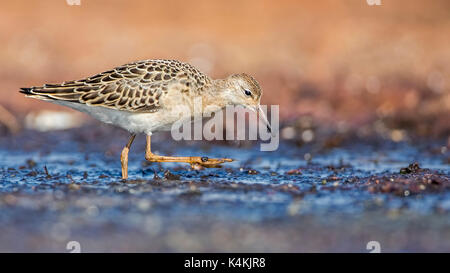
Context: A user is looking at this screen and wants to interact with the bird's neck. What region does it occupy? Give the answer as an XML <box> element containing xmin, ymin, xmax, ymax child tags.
<box><xmin>200</xmin><ymin>79</ymin><xmax>231</xmax><ymax>114</ymax></box>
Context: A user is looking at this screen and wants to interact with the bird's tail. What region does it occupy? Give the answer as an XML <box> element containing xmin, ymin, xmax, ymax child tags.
<box><xmin>19</xmin><ymin>87</ymin><xmax>33</xmax><ymax>95</ymax></box>
<box><xmin>19</xmin><ymin>87</ymin><xmax>51</xmax><ymax>100</ymax></box>
<box><xmin>19</xmin><ymin>85</ymin><xmax>82</xmax><ymax>102</ymax></box>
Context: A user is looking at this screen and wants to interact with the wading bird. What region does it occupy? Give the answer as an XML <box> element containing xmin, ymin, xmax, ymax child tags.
<box><xmin>21</xmin><ymin>59</ymin><xmax>270</xmax><ymax>179</ymax></box>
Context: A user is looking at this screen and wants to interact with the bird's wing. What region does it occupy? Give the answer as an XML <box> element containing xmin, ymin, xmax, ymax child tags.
<box><xmin>20</xmin><ymin>60</ymin><xmax>199</xmax><ymax>113</ymax></box>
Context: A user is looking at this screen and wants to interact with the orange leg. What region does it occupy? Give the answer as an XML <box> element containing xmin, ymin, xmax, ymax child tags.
<box><xmin>144</xmin><ymin>135</ymin><xmax>233</xmax><ymax>168</ymax></box>
<box><xmin>121</xmin><ymin>133</ymin><xmax>136</xmax><ymax>179</ymax></box>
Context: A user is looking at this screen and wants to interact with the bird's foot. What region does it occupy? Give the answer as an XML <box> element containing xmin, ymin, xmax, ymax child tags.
<box><xmin>189</xmin><ymin>156</ymin><xmax>234</xmax><ymax>169</ymax></box>
<box><xmin>145</xmin><ymin>153</ymin><xmax>233</xmax><ymax>168</ymax></box>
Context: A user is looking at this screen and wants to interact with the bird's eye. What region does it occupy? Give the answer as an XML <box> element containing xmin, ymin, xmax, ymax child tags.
<box><xmin>244</xmin><ymin>89</ymin><xmax>252</xmax><ymax>96</ymax></box>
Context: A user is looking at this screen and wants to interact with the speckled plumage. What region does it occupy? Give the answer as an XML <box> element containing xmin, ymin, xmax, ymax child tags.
<box><xmin>20</xmin><ymin>59</ymin><xmax>263</xmax><ymax>135</ymax></box>
<box><xmin>21</xmin><ymin>59</ymin><xmax>213</xmax><ymax>113</ymax></box>
<box><xmin>20</xmin><ymin>58</ymin><xmax>267</xmax><ymax>178</ymax></box>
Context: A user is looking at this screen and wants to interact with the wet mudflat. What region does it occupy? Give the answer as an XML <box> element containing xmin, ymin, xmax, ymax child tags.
<box><xmin>0</xmin><ymin>126</ymin><xmax>449</xmax><ymax>252</ymax></box>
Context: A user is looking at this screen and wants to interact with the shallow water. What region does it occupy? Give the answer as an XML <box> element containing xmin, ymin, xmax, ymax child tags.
<box><xmin>0</xmin><ymin>127</ymin><xmax>449</xmax><ymax>252</ymax></box>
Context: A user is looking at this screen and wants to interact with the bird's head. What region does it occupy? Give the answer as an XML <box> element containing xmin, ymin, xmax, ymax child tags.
<box><xmin>218</xmin><ymin>73</ymin><xmax>271</xmax><ymax>133</ymax></box>
<box><xmin>224</xmin><ymin>73</ymin><xmax>261</xmax><ymax>106</ymax></box>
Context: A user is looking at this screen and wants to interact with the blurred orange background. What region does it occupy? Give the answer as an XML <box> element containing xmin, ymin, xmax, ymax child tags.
<box><xmin>1</xmin><ymin>0</ymin><xmax>449</xmax><ymax>137</ymax></box>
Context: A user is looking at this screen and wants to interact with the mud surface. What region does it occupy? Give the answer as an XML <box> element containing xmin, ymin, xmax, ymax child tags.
<box><xmin>0</xmin><ymin>126</ymin><xmax>449</xmax><ymax>252</ymax></box>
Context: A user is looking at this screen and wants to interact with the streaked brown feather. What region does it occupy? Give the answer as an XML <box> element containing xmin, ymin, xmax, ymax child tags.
<box><xmin>20</xmin><ymin>59</ymin><xmax>212</xmax><ymax>113</ymax></box>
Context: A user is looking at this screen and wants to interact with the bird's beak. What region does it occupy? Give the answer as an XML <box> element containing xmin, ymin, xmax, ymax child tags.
<box><xmin>256</xmin><ymin>105</ymin><xmax>272</xmax><ymax>134</ymax></box>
